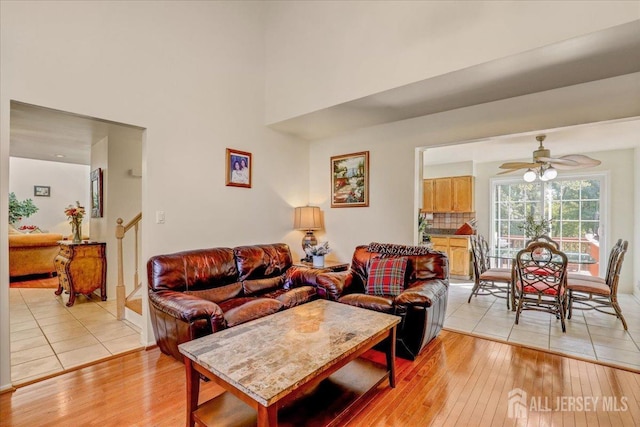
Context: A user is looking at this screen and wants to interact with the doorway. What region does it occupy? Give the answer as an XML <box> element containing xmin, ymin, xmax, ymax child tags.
<box><xmin>8</xmin><ymin>101</ymin><xmax>145</xmax><ymax>385</ymax></box>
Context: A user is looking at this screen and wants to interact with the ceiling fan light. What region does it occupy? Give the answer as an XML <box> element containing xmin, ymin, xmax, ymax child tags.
<box><xmin>543</xmin><ymin>166</ymin><xmax>557</xmax><ymax>180</ymax></box>
<box><xmin>523</xmin><ymin>169</ymin><xmax>537</xmax><ymax>182</ymax></box>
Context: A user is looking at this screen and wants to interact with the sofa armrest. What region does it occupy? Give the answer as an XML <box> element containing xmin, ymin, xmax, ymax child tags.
<box><xmin>316</xmin><ymin>271</ymin><xmax>354</xmax><ymax>301</ymax></box>
<box><xmin>149</xmin><ymin>290</ymin><xmax>225</xmax><ymax>331</ymax></box>
<box><xmin>395</xmin><ymin>279</ymin><xmax>448</xmax><ymax>307</ymax></box>
<box><xmin>284</xmin><ymin>265</ymin><xmax>323</xmax><ymax>289</ymax></box>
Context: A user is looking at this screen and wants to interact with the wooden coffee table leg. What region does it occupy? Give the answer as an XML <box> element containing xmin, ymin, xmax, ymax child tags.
<box><xmin>185</xmin><ymin>358</ymin><xmax>200</xmax><ymax>427</ymax></box>
<box><xmin>257</xmin><ymin>404</ymin><xmax>278</xmax><ymax>426</ymax></box>
<box><xmin>386</xmin><ymin>326</ymin><xmax>397</xmax><ymax>388</ymax></box>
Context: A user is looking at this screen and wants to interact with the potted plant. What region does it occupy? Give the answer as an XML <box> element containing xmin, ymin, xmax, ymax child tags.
<box><xmin>520</xmin><ymin>214</ymin><xmax>553</xmax><ymax>239</ymax></box>
<box><xmin>8</xmin><ymin>192</ymin><xmax>38</xmax><ymax>225</ymax></box>
<box><xmin>304</xmin><ymin>241</ymin><xmax>331</xmax><ymax>268</ymax></box>
<box><xmin>418</xmin><ymin>212</ymin><xmax>431</xmax><ymax>243</ymax></box>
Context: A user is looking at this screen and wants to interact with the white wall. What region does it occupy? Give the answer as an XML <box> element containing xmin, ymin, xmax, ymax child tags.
<box><xmin>90</xmin><ymin>126</ymin><xmax>144</xmax><ymax>302</ymax></box>
<box><xmin>0</xmin><ymin>1</ymin><xmax>309</xmax><ymax>391</ymax></box>
<box><xmin>9</xmin><ymin>157</ymin><xmax>90</xmax><ymax>235</ymax></box>
<box><xmin>473</xmin><ymin>148</ymin><xmax>635</xmax><ymax>293</ymax></box>
<box><xmin>423</xmin><ymin>160</ymin><xmax>474</xmax><ymax>179</ymax></box>
<box><xmin>265</xmin><ymin>1</ymin><xmax>639</xmax><ymax>123</ymax></box>
<box><xmin>308</xmin><ymin>75</ymin><xmax>640</xmax><ymax>264</ymax></box>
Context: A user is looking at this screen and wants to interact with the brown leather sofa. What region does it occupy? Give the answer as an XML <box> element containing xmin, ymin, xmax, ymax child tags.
<box><xmin>315</xmin><ymin>245</ymin><xmax>449</xmax><ymax>360</ymax></box>
<box><xmin>147</xmin><ymin>243</ymin><xmax>317</xmax><ymax>361</ymax></box>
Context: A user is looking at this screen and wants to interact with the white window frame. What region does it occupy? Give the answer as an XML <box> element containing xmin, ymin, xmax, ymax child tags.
<box><xmin>490</xmin><ymin>172</ymin><xmax>609</xmax><ymax>277</ymax></box>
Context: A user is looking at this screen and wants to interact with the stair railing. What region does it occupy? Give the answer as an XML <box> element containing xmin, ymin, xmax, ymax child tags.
<box><xmin>115</xmin><ymin>212</ymin><xmax>142</xmax><ymax>320</ymax></box>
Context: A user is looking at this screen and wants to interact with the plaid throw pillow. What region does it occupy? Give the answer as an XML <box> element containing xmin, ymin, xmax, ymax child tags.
<box><xmin>366</xmin><ymin>256</ymin><xmax>408</xmax><ymax>296</ymax></box>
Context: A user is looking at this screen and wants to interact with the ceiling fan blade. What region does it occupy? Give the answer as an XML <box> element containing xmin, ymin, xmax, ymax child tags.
<box><xmin>499</xmin><ymin>162</ymin><xmax>538</xmax><ymax>170</ymax></box>
<box><xmin>537</xmin><ymin>156</ymin><xmax>579</xmax><ymax>166</ymax></box>
<box><xmin>497</xmin><ymin>168</ymin><xmax>522</xmax><ymax>175</ymax></box>
<box><xmin>557</xmin><ymin>154</ymin><xmax>601</xmax><ymax>167</ymax></box>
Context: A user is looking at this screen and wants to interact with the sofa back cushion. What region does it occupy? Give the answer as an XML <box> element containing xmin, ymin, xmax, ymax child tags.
<box><xmin>234</xmin><ymin>243</ymin><xmax>292</xmax><ymax>281</ymax></box>
<box><xmin>351</xmin><ymin>245</ymin><xmax>448</xmax><ymax>292</ymax></box>
<box><xmin>147</xmin><ymin>247</ymin><xmax>238</xmax><ymax>292</ymax></box>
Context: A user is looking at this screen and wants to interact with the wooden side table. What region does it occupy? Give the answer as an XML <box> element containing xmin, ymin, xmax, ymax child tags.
<box><xmin>293</xmin><ymin>260</ymin><xmax>349</xmax><ymax>272</ymax></box>
<box><xmin>54</xmin><ymin>241</ymin><xmax>107</xmax><ymax>307</ymax></box>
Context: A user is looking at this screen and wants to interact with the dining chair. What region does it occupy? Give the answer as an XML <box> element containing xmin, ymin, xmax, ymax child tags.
<box><xmin>513</xmin><ymin>241</ymin><xmax>568</xmax><ymax>332</ymax></box>
<box><xmin>567</xmin><ymin>238</ymin><xmax>622</xmax><ymax>284</ymax></box>
<box><xmin>566</xmin><ymin>240</ymin><xmax>628</xmax><ymax>330</ymax></box>
<box><xmin>468</xmin><ymin>234</ymin><xmax>512</xmax><ymax>308</ymax></box>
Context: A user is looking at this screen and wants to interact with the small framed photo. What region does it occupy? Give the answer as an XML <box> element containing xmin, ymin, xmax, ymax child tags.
<box><xmin>225</xmin><ymin>148</ymin><xmax>252</xmax><ymax>188</ymax></box>
<box><xmin>331</xmin><ymin>151</ymin><xmax>369</xmax><ymax>208</ymax></box>
<box><xmin>34</xmin><ymin>185</ymin><xmax>50</xmax><ymax>197</ymax></box>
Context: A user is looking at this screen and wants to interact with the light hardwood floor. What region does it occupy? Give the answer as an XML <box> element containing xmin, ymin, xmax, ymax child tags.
<box><xmin>2</xmin><ymin>330</ymin><xmax>638</xmax><ymax>426</ymax></box>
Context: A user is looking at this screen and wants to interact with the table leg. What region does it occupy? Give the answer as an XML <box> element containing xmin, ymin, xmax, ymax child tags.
<box><xmin>185</xmin><ymin>358</ymin><xmax>200</xmax><ymax>427</ymax></box>
<box><xmin>257</xmin><ymin>404</ymin><xmax>278</xmax><ymax>426</ymax></box>
<box><xmin>386</xmin><ymin>326</ymin><xmax>397</xmax><ymax>388</ymax></box>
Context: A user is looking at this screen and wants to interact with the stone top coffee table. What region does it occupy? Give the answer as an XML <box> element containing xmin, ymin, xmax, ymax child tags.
<box><xmin>179</xmin><ymin>299</ymin><xmax>401</xmax><ymax>427</ymax></box>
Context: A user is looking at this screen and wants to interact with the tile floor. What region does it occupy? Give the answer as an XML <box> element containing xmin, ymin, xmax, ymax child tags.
<box><xmin>9</xmin><ymin>288</ymin><xmax>143</xmax><ymax>385</ymax></box>
<box><xmin>445</xmin><ymin>280</ymin><xmax>640</xmax><ymax>371</ymax></box>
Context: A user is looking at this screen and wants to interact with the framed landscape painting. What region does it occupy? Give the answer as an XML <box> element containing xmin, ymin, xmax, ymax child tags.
<box><xmin>225</xmin><ymin>148</ymin><xmax>252</xmax><ymax>188</ymax></box>
<box><xmin>331</xmin><ymin>151</ymin><xmax>369</xmax><ymax>208</ymax></box>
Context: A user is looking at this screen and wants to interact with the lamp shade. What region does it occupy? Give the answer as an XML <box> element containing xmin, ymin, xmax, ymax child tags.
<box><xmin>523</xmin><ymin>169</ymin><xmax>537</xmax><ymax>182</ymax></box>
<box><xmin>293</xmin><ymin>206</ymin><xmax>322</xmax><ymax>230</ymax></box>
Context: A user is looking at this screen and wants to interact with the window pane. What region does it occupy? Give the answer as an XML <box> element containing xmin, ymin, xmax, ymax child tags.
<box><xmin>581</xmin><ymin>201</ymin><xmax>599</xmax><ymax>220</ymax></box>
<box><xmin>560</xmin><ymin>182</ymin><xmax>580</xmax><ymax>199</ymax></box>
<box><xmin>561</xmin><ymin>201</ymin><xmax>580</xmax><ymax>220</ymax></box>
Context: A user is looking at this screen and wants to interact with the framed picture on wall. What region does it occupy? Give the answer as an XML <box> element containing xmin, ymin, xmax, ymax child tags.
<box><xmin>331</xmin><ymin>151</ymin><xmax>369</xmax><ymax>208</ymax></box>
<box><xmin>225</xmin><ymin>148</ymin><xmax>252</xmax><ymax>188</ymax></box>
<box><xmin>34</xmin><ymin>185</ymin><xmax>50</xmax><ymax>197</ymax></box>
<box><xmin>90</xmin><ymin>168</ymin><xmax>103</xmax><ymax>218</ymax></box>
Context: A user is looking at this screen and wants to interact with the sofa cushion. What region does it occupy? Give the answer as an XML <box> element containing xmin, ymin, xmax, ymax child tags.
<box><xmin>234</xmin><ymin>243</ymin><xmax>292</xmax><ymax>281</ymax></box>
<box><xmin>147</xmin><ymin>247</ymin><xmax>237</xmax><ymax>292</ymax></box>
<box><xmin>223</xmin><ymin>298</ymin><xmax>283</xmax><ymax>328</ymax></box>
<box><xmin>243</xmin><ymin>275</ymin><xmax>284</xmax><ymax>296</ymax></box>
<box><xmin>185</xmin><ymin>282</ymin><xmax>243</xmax><ymax>304</ymax></box>
<box><xmin>366</xmin><ymin>256</ymin><xmax>408</xmax><ymax>296</ymax></box>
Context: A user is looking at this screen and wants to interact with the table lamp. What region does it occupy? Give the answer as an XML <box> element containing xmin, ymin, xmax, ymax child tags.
<box><xmin>293</xmin><ymin>206</ymin><xmax>323</xmax><ymax>262</ymax></box>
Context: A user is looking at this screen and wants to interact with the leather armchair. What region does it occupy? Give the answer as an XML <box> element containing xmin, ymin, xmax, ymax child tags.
<box><xmin>316</xmin><ymin>245</ymin><xmax>449</xmax><ymax>359</ymax></box>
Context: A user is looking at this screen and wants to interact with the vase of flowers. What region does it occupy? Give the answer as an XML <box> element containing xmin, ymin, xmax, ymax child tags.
<box><xmin>305</xmin><ymin>242</ymin><xmax>331</xmax><ymax>268</ymax></box>
<box><xmin>65</xmin><ymin>201</ymin><xmax>85</xmax><ymax>243</ymax></box>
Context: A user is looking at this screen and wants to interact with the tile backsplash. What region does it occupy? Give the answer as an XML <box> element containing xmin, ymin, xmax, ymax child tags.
<box><xmin>428</xmin><ymin>213</ymin><xmax>476</xmax><ymax>232</ymax></box>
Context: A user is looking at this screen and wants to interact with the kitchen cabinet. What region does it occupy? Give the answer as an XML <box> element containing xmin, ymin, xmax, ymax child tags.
<box><xmin>422</xmin><ymin>179</ymin><xmax>434</xmax><ymax>212</ymax></box>
<box><xmin>430</xmin><ymin>236</ymin><xmax>471</xmax><ymax>279</ymax></box>
<box><xmin>422</xmin><ymin>176</ymin><xmax>474</xmax><ymax>213</ymax></box>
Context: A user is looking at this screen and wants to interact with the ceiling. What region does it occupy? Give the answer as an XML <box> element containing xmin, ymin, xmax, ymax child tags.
<box><xmin>269</xmin><ymin>20</ymin><xmax>640</xmax><ymax>141</ymax></box>
<box><xmin>423</xmin><ymin>117</ymin><xmax>640</xmax><ymax>166</ymax></box>
<box><xmin>10</xmin><ymin>101</ymin><xmax>143</xmax><ymax>165</ymax></box>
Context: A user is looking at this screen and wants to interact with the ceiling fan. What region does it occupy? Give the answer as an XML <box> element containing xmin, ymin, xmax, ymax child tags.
<box><xmin>498</xmin><ymin>134</ymin><xmax>601</xmax><ymax>182</ymax></box>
